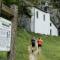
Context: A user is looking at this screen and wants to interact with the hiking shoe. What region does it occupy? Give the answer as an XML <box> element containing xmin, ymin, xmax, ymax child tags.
<box><xmin>32</xmin><ymin>50</ymin><xmax>33</xmax><ymax>53</ymax></box>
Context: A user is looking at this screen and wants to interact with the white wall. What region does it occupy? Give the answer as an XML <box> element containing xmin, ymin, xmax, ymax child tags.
<box><xmin>31</xmin><ymin>7</ymin><xmax>34</xmax><ymax>32</ymax></box>
<box><xmin>31</xmin><ymin>7</ymin><xmax>58</xmax><ymax>36</ymax></box>
<box><xmin>50</xmin><ymin>21</ymin><xmax>58</xmax><ymax>36</ymax></box>
<box><xmin>35</xmin><ymin>8</ymin><xmax>50</xmax><ymax>35</ymax></box>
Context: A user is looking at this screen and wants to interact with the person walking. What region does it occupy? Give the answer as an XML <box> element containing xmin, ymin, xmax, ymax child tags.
<box><xmin>37</xmin><ymin>38</ymin><xmax>43</xmax><ymax>54</ymax></box>
<box><xmin>31</xmin><ymin>36</ymin><xmax>36</xmax><ymax>53</ymax></box>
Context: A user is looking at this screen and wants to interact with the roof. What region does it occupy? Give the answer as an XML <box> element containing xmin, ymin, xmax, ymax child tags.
<box><xmin>33</xmin><ymin>6</ymin><xmax>49</xmax><ymax>13</ymax></box>
<box><xmin>50</xmin><ymin>17</ymin><xmax>58</xmax><ymax>29</ymax></box>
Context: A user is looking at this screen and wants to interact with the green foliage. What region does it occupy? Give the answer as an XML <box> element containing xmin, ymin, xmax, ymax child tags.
<box><xmin>38</xmin><ymin>36</ymin><xmax>60</xmax><ymax>60</ymax></box>
<box><xmin>27</xmin><ymin>0</ymin><xmax>40</xmax><ymax>6</ymax></box>
<box><xmin>0</xmin><ymin>52</ymin><xmax>7</xmax><ymax>60</ymax></box>
<box><xmin>3</xmin><ymin>0</ymin><xmax>18</xmax><ymax>5</ymax></box>
<box><xmin>16</xmin><ymin>28</ymin><xmax>60</xmax><ymax>60</ymax></box>
<box><xmin>50</xmin><ymin>0</ymin><xmax>60</xmax><ymax>9</ymax></box>
<box><xmin>15</xmin><ymin>28</ymin><xmax>31</xmax><ymax>60</ymax></box>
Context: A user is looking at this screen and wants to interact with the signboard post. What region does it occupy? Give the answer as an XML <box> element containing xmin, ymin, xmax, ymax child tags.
<box><xmin>0</xmin><ymin>17</ymin><xmax>11</xmax><ymax>51</ymax></box>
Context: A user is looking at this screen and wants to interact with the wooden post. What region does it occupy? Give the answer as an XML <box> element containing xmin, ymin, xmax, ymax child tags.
<box><xmin>8</xmin><ymin>4</ymin><xmax>18</xmax><ymax>60</ymax></box>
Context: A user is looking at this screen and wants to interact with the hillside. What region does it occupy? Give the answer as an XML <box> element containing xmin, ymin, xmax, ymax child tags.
<box><xmin>0</xmin><ymin>28</ymin><xmax>60</xmax><ymax>60</ymax></box>
<box><xmin>16</xmin><ymin>28</ymin><xmax>60</xmax><ymax>60</ymax></box>
<box><xmin>15</xmin><ymin>28</ymin><xmax>31</xmax><ymax>60</ymax></box>
<box><xmin>38</xmin><ymin>35</ymin><xmax>60</xmax><ymax>60</ymax></box>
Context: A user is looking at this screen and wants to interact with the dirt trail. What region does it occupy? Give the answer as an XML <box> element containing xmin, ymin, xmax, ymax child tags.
<box><xmin>28</xmin><ymin>40</ymin><xmax>42</xmax><ymax>60</ymax></box>
<box><xmin>29</xmin><ymin>53</ymin><xmax>36</xmax><ymax>60</ymax></box>
<box><xmin>28</xmin><ymin>46</ymin><xmax>37</xmax><ymax>60</ymax></box>
<box><xmin>28</xmin><ymin>42</ymin><xmax>39</xmax><ymax>60</ymax></box>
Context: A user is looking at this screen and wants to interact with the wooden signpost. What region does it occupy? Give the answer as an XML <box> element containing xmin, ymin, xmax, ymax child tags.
<box><xmin>0</xmin><ymin>1</ymin><xmax>18</xmax><ymax>60</ymax></box>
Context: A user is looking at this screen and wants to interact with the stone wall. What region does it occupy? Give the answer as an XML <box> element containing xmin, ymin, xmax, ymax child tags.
<box><xmin>18</xmin><ymin>14</ymin><xmax>31</xmax><ymax>31</ymax></box>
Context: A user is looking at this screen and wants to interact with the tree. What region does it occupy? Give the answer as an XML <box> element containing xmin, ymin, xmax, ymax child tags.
<box><xmin>50</xmin><ymin>0</ymin><xmax>60</xmax><ymax>9</ymax></box>
<box><xmin>3</xmin><ymin>0</ymin><xmax>18</xmax><ymax>5</ymax></box>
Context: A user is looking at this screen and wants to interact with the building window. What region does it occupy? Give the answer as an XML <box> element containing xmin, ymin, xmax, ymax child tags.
<box><xmin>50</xmin><ymin>29</ymin><xmax>52</xmax><ymax>35</ymax></box>
<box><xmin>43</xmin><ymin>14</ymin><xmax>45</xmax><ymax>21</ymax></box>
<box><xmin>50</xmin><ymin>23</ymin><xmax>52</xmax><ymax>26</ymax></box>
<box><xmin>36</xmin><ymin>11</ymin><xmax>38</xmax><ymax>18</ymax></box>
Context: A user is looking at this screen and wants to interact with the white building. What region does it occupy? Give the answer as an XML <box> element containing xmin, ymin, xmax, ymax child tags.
<box><xmin>31</xmin><ymin>7</ymin><xmax>58</xmax><ymax>36</ymax></box>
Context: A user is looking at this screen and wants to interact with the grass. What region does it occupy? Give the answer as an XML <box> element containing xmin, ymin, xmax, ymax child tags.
<box><xmin>16</xmin><ymin>28</ymin><xmax>60</xmax><ymax>60</ymax></box>
<box><xmin>0</xmin><ymin>28</ymin><xmax>60</xmax><ymax>60</ymax></box>
<box><xmin>38</xmin><ymin>36</ymin><xmax>60</xmax><ymax>60</ymax></box>
<box><xmin>0</xmin><ymin>52</ymin><xmax>7</xmax><ymax>60</ymax></box>
<box><xmin>15</xmin><ymin>28</ymin><xmax>31</xmax><ymax>60</ymax></box>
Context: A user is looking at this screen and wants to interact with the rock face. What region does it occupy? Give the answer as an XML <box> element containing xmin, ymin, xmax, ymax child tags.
<box><xmin>50</xmin><ymin>9</ymin><xmax>60</xmax><ymax>35</ymax></box>
<box><xmin>18</xmin><ymin>14</ymin><xmax>31</xmax><ymax>31</ymax></box>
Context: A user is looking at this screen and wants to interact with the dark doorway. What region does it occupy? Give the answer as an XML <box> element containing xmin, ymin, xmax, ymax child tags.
<box><xmin>58</xmin><ymin>27</ymin><xmax>60</xmax><ymax>35</ymax></box>
<box><xmin>50</xmin><ymin>29</ymin><xmax>52</xmax><ymax>35</ymax></box>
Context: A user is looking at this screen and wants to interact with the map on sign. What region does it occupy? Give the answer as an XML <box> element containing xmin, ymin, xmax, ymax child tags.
<box><xmin>0</xmin><ymin>17</ymin><xmax>12</xmax><ymax>51</ymax></box>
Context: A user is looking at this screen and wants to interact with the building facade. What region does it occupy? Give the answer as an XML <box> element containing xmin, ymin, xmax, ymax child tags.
<box><xmin>31</xmin><ymin>7</ymin><xmax>58</xmax><ymax>36</ymax></box>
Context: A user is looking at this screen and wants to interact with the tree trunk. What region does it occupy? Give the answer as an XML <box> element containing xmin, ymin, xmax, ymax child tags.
<box><xmin>8</xmin><ymin>4</ymin><xmax>18</xmax><ymax>60</ymax></box>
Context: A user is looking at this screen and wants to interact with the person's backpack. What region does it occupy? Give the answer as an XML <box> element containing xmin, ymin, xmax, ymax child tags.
<box><xmin>31</xmin><ymin>39</ymin><xmax>35</xmax><ymax>44</ymax></box>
